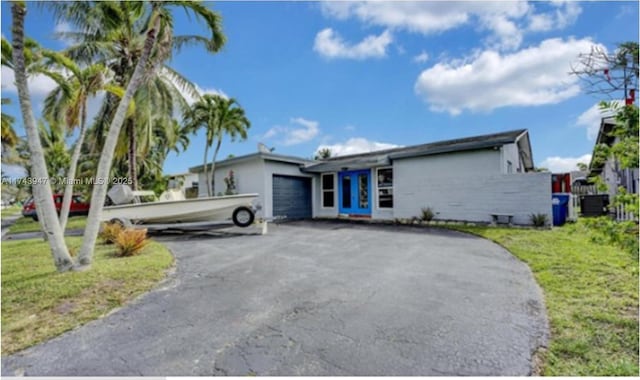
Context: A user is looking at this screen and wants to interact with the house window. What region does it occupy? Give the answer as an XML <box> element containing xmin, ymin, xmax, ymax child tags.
<box><xmin>377</xmin><ymin>167</ymin><xmax>393</xmax><ymax>208</ymax></box>
<box><xmin>321</xmin><ymin>173</ymin><xmax>335</xmax><ymax>208</ymax></box>
<box><xmin>507</xmin><ymin>160</ymin><xmax>513</xmax><ymax>174</ymax></box>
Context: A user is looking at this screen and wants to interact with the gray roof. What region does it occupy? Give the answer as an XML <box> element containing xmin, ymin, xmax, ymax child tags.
<box><xmin>303</xmin><ymin>129</ymin><xmax>532</xmax><ymax>173</ymax></box>
<box><xmin>189</xmin><ymin>152</ymin><xmax>315</xmax><ymax>173</ymax></box>
<box><xmin>588</xmin><ymin>117</ymin><xmax>617</xmax><ymax>174</ymax></box>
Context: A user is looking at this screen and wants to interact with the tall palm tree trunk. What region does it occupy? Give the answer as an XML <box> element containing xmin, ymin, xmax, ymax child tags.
<box><xmin>59</xmin><ymin>103</ymin><xmax>87</xmax><ymax>231</ymax></box>
<box><xmin>209</xmin><ymin>138</ymin><xmax>222</xmax><ymax>196</ymax></box>
<box><xmin>11</xmin><ymin>3</ymin><xmax>73</xmax><ymax>272</ymax></box>
<box><xmin>203</xmin><ymin>142</ymin><xmax>210</xmax><ymax>196</ymax></box>
<box><xmin>77</xmin><ymin>11</ymin><xmax>161</xmax><ymax>267</ymax></box>
<box><xmin>127</xmin><ymin>119</ymin><xmax>138</xmax><ymax>190</ymax></box>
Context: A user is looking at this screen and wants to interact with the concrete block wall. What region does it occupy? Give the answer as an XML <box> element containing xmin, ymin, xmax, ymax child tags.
<box><xmin>394</xmin><ymin>157</ymin><xmax>552</xmax><ymax>225</ymax></box>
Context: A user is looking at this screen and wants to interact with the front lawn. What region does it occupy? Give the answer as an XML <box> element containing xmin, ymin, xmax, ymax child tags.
<box><xmin>8</xmin><ymin>215</ymin><xmax>87</xmax><ymax>234</ymax></box>
<box><xmin>1</xmin><ymin>204</ymin><xmax>23</xmax><ymax>216</ymax></box>
<box><xmin>1</xmin><ymin>237</ymin><xmax>174</xmax><ymax>355</ymax></box>
<box><xmin>450</xmin><ymin>222</ymin><xmax>639</xmax><ymax>376</ymax></box>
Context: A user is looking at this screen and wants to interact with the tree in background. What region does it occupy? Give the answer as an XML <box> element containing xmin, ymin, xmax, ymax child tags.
<box><xmin>315</xmin><ymin>148</ymin><xmax>332</xmax><ymax>160</ymax></box>
<box><xmin>573</xmin><ymin>41</ymin><xmax>639</xmax><ymax>255</ymax></box>
<box><xmin>54</xmin><ymin>1</ymin><xmax>226</xmax><ymax>190</ymax></box>
<box><xmin>184</xmin><ymin>95</ymin><xmax>250</xmax><ymax>196</ymax></box>
<box><xmin>43</xmin><ymin>56</ymin><xmax>121</xmax><ymax>230</ymax></box>
<box><xmin>571</xmin><ymin>42</ymin><xmax>638</xmax><ymax>101</ymax></box>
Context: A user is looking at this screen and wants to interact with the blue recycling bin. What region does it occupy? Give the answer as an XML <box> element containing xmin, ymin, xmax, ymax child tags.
<box><xmin>552</xmin><ymin>193</ymin><xmax>570</xmax><ymax>226</ymax></box>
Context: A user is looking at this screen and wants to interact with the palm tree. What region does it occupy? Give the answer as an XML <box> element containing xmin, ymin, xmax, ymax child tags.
<box><xmin>1</xmin><ymin>98</ymin><xmax>19</xmax><ymax>150</ymax></box>
<box><xmin>53</xmin><ymin>1</ymin><xmax>225</xmax><ymax>190</ymax></box>
<box><xmin>184</xmin><ymin>94</ymin><xmax>251</xmax><ymax>196</ymax></box>
<box><xmin>11</xmin><ymin>2</ymin><xmax>74</xmax><ymax>272</ymax></box>
<box><xmin>43</xmin><ymin>54</ymin><xmax>122</xmax><ymax>230</ymax></box>
<box><xmin>71</xmin><ymin>1</ymin><xmax>225</xmax><ymax>267</ymax></box>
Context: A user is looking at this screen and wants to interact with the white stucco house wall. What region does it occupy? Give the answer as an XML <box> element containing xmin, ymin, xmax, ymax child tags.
<box><xmin>189</xmin><ymin>129</ymin><xmax>552</xmax><ymax>225</ymax></box>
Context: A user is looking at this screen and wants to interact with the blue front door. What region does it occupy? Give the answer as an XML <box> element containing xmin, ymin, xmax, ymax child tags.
<box><xmin>338</xmin><ymin>170</ymin><xmax>371</xmax><ymax>215</ymax></box>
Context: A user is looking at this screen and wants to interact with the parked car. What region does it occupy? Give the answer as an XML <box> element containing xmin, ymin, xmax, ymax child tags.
<box><xmin>22</xmin><ymin>194</ymin><xmax>90</xmax><ymax>221</ymax></box>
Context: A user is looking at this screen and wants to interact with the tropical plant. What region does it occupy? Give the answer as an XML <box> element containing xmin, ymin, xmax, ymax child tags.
<box><xmin>37</xmin><ymin>120</ymin><xmax>70</xmax><ymax>193</ymax></box>
<box><xmin>113</xmin><ymin>228</ymin><xmax>149</xmax><ymax>257</ymax></box>
<box><xmin>53</xmin><ymin>1</ymin><xmax>226</xmax><ymax>190</ymax></box>
<box><xmin>69</xmin><ymin>1</ymin><xmax>226</xmax><ymax>268</ymax></box>
<box><xmin>43</xmin><ymin>54</ymin><xmax>123</xmax><ymax>230</ymax></box>
<box><xmin>530</xmin><ymin>213</ymin><xmax>548</xmax><ymax>227</ymax></box>
<box><xmin>184</xmin><ymin>95</ymin><xmax>250</xmax><ymax>196</ymax></box>
<box><xmin>99</xmin><ymin>222</ymin><xmax>123</xmax><ymax>245</ymax></box>
<box><xmin>1</xmin><ymin>98</ymin><xmax>19</xmax><ymax>150</ymax></box>
<box><xmin>11</xmin><ymin>2</ymin><xmax>74</xmax><ymax>272</ymax></box>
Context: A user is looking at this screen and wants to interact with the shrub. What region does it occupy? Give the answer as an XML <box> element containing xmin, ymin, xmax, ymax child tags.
<box><xmin>114</xmin><ymin>228</ymin><xmax>149</xmax><ymax>257</ymax></box>
<box><xmin>583</xmin><ymin>217</ymin><xmax>639</xmax><ymax>257</ymax></box>
<box><xmin>421</xmin><ymin>207</ymin><xmax>435</xmax><ymax>222</ymax></box>
<box><xmin>99</xmin><ymin>222</ymin><xmax>123</xmax><ymax>245</ymax></box>
<box><xmin>530</xmin><ymin>213</ymin><xmax>548</xmax><ymax>227</ymax></box>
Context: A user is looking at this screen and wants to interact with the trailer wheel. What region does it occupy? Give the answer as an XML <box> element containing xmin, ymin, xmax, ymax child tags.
<box><xmin>232</xmin><ymin>206</ymin><xmax>255</xmax><ymax>227</ymax></box>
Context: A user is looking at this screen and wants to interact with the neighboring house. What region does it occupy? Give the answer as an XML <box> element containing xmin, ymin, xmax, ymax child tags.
<box><xmin>166</xmin><ymin>172</ymin><xmax>200</xmax><ymax>198</ymax></box>
<box><xmin>589</xmin><ymin>117</ymin><xmax>639</xmax><ymax>198</ymax></box>
<box><xmin>189</xmin><ymin>129</ymin><xmax>552</xmax><ymax>225</ymax></box>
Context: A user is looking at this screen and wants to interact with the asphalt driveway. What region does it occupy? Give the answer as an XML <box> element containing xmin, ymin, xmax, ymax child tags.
<box><xmin>2</xmin><ymin>221</ymin><xmax>548</xmax><ymax>376</ymax></box>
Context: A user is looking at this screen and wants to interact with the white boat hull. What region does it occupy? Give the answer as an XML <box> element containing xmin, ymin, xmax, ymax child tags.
<box><xmin>101</xmin><ymin>194</ymin><xmax>258</xmax><ymax>224</ymax></box>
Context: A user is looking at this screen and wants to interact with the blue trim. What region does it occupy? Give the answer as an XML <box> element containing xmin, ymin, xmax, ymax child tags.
<box><xmin>338</xmin><ymin>170</ymin><xmax>371</xmax><ymax>215</ymax></box>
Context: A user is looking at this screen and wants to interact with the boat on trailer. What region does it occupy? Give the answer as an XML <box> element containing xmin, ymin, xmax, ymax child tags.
<box><xmin>101</xmin><ymin>185</ymin><xmax>258</xmax><ymax>227</ymax></box>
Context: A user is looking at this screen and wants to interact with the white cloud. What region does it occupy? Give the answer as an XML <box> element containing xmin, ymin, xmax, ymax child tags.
<box><xmin>320</xmin><ymin>1</ymin><xmax>581</xmax><ymax>51</ymax></box>
<box><xmin>575</xmin><ymin>102</ymin><xmax>619</xmax><ymax>140</ymax></box>
<box><xmin>1</xmin><ymin>66</ymin><xmax>58</xmax><ymax>96</ymax></box>
<box><xmin>313</xmin><ymin>28</ymin><xmax>393</xmax><ymax>60</ymax></box>
<box><xmin>413</xmin><ymin>50</ymin><xmax>429</xmax><ymax>64</ymax></box>
<box><xmin>540</xmin><ymin>153</ymin><xmax>592</xmax><ymax>173</ymax></box>
<box><xmin>316</xmin><ymin>137</ymin><xmax>400</xmax><ymax>157</ymax></box>
<box><xmin>414</xmin><ymin>37</ymin><xmax>599</xmax><ymax>115</ymax></box>
<box><xmin>527</xmin><ymin>2</ymin><xmax>582</xmax><ymax>32</ymax></box>
<box><xmin>53</xmin><ymin>21</ymin><xmax>74</xmax><ymax>46</ymax></box>
<box><xmin>264</xmin><ymin>117</ymin><xmax>320</xmax><ymax>146</ymax></box>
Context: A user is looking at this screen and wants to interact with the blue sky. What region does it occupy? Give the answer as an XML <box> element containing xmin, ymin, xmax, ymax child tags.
<box><xmin>1</xmin><ymin>1</ymin><xmax>638</xmax><ymax>176</ymax></box>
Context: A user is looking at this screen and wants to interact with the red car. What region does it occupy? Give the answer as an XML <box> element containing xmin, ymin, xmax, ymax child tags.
<box><xmin>22</xmin><ymin>194</ymin><xmax>91</xmax><ymax>221</ymax></box>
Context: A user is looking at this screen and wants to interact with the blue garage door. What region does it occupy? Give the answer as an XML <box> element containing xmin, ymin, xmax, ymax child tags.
<box><xmin>272</xmin><ymin>175</ymin><xmax>312</xmax><ymax>220</ymax></box>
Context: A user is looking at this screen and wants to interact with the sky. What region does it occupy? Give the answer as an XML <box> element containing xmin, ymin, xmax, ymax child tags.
<box><xmin>1</xmin><ymin>1</ymin><xmax>638</xmax><ymax>176</ymax></box>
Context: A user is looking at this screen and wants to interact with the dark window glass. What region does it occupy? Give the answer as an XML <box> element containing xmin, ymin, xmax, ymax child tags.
<box><xmin>323</xmin><ymin>191</ymin><xmax>334</xmax><ymax>207</ymax></box>
<box><xmin>377</xmin><ymin>168</ymin><xmax>393</xmax><ymax>187</ymax></box>
<box><xmin>342</xmin><ymin>175</ymin><xmax>351</xmax><ymax>208</ymax></box>
<box><xmin>377</xmin><ymin>168</ymin><xmax>393</xmax><ymax>209</ymax></box>
<box><xmin>322</xmin><ymin>174</ymin><xmax>334</xmax><ymax>190</ymax></box>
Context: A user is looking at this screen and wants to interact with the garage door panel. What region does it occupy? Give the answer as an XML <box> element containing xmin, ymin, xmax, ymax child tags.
<box><xmin>273</xmin><ymin>175</ymin><xmax>312</xmax><ymax>220</ymax></box>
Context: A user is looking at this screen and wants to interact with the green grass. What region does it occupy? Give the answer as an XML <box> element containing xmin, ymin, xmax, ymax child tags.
<box><xmin>448</xmin><ymin>222</ymin><xmax>639</xmax><ymax>376</ymax></box>
<box><xmin>8</xmin><ymin>216</ymin><xmax>87</xmax><ymax>234</ymax></box>
<box><xmin>1</xmin><ymin>237</ymin><xmax>174</xmax><ymax>355</ymax></box>
<box><xmin>1</xmin><ymin>204</ymin><xmax>23</xmax><ymax>216</ymax></box>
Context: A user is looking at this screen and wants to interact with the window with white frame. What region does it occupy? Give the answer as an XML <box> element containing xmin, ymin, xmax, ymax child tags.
<box><xmin>377</xmin><ymin>167</ymin><xmax>393</xmax><ymax>208</ymax></box>
<box><xmin>321</xmin><ymin>173</ymin><xmax>335</xmax><ymax>208</ymax></box>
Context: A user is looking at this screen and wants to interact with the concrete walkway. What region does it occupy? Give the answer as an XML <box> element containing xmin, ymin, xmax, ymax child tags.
<box><xmin>1</xmin><ymin>221</ymin><xmax>548</xmax><ymax>376</ymax></box>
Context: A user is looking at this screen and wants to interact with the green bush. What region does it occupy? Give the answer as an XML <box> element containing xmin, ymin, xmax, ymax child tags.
<box><xmin>583</xmin><ymin>217</ymin><xmax>639</xmax><ymax>257</ymax></box>
<box><xmin>530</xmin><ymin>213</ymin><xmax>548</xmax><ymax>227</ymax></box>
<box><xmin>421</xmin><ymin>207</ymin><xmax>435</xmax><ymax>222</ymax></box>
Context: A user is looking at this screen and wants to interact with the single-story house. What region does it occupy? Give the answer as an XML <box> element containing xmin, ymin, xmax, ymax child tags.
<box><xmin>189</xmin><ymin>129</ymin><xmax>552</xmax><ymax>225</ymax></box>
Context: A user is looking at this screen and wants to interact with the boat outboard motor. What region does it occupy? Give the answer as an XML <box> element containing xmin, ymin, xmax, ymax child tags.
<box><xmin>107</xmin><ymin>184</ymin><xmax>135</xmax><ymax>205</ymax></box>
